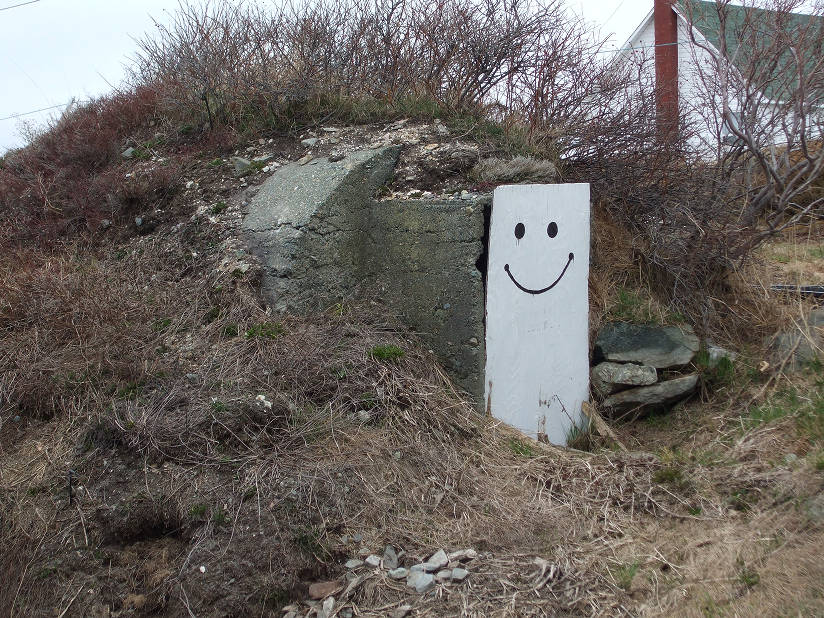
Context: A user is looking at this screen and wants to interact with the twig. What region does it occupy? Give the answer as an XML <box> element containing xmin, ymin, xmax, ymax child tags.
<box><xmin>56</xmin><ymin>585</ymin><xmax>84</xmax><ymax>618</ymax></box>
<box><xmin>746</xmin><ymin>336</ymin><xmax>801</xmax><ymax>407</ymax></box>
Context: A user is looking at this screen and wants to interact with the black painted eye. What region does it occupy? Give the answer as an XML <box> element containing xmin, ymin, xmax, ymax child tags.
<box><xmin>547</xmin><ymin>221</ymin><xmax>558</xmax><ymax>238</ymax></box>
<box><xmin>514</xmin><ymin>222</ymin><xmax>525</xmax><ymax>239</ymax></box>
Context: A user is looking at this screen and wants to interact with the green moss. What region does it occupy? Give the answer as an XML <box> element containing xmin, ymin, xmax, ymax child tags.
<box><xmin>653</xmin><ymin>465</ymin><xmax>683</xmax><ymax>485</ymax></box>
<box><xmin>507</xmin><ymin>437</ymin><xmax>536</xmax><ymax>457</ymax></box>
<box><xmin>370</xmin><ymin>344</ymin><xmax>405</xmax><ymax>361</ymax></box>
<box><xmin>152</xmin><ymin>317</ymin><xmax>172</xmax><ymax>332</ymax></box>
<box><xmin>212</xmin><ymin>507</ymin><xmax>229</xmax><ymax>526</ymax></box>
<box><xmin>210</xmin><ymin>200</ymin><xmax>228</xmax><ymax>215</ymax></box>
<box><xmin>245</xmin><ymin>322</ymin><xmax>285</xmax><ymax>339</ymax></box>
<box><xmin>203</xmin><ymin>306</ymin><xmax>221</xmax><ymax>324</ymax></box>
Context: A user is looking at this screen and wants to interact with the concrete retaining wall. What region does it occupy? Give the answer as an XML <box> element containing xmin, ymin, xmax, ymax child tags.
<box><xmin>241</xmin><ymin>147</ymin><xmax>487</xmax><ymax>401</ymax></box>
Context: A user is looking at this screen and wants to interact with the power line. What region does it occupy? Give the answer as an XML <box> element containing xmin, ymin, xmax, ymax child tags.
<box><xmin>603</xmin><ymin>0</ymin><xmax>629</xmax><ymax>28</ymax></box>
<box><xmin>0</xmin><ymin>0</ymin><xmax>41</xmax><ymax>11</ymax></box>
<box><xmin>0</xmin><ymin>102</ymin><xmax>69</xmax><ymax>121</ymax></box>
<box><xmin>596</xmin><ymin>41</ymin><xmax>679</xmax><ymax>54</ymax></box>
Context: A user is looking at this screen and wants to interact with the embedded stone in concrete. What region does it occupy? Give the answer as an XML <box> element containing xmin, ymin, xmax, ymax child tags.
<box><xmin>601</xmin><ymin>374</ymin><xmax>699</xmax><ymax>417</ymax></box>
<box><xmin>591</xmin><ymin>361</ymin><xmax>657</xmax><ymax>396</ymax></box>
<box><xmin>594</xmin><ymin>323</ymin><xmax>699</xmax><ymax>369</ymax></box>
<box><xmin>241</xmin><ymin>146</ymin><xmax>486</xmax><ymax>402</ymax></box>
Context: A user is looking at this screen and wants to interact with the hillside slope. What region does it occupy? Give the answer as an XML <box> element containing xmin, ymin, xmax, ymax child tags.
<box><xmin>1</xmin><ymin>119</ymin><xmax>823</xmax><ymax>617</ymax></box>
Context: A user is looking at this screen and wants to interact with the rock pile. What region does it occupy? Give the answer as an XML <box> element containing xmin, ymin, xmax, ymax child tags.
<box><xmin>591</xmin><ymin>322</ymin><xmax>701</xmax><ymax>417</ymax></box>
<box><xmin>289</xmin><ymin>546</ymin><xmax>477</xmax><ymax>618</ymax></box>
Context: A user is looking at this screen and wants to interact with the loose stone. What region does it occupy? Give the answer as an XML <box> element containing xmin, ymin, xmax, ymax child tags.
<box><xmin>382</xmin><ymin>545</ymin><xmax>399</xmax><ymax>569</ymax></box>
<box><xmin>406</xmin><ymin>571</ymin><xmax>435</xmax><ymax>593</ymax></box>
<box><xmin>451</xmin><ymin>568</ymin><xmax>469</xmax><ymax>581</ymax></box>
<box><xmin>425</xmin><ymin>549</ymin><xmax>448</xmax><ymax>571</ymax></box>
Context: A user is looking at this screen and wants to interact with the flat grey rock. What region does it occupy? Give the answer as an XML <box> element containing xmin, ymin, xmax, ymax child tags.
<box><xmin>435</xmin><ymin>569</ymin><xmax>452</xmax><ymax>581</ymax></box>
<box><xmin>344</xmin><ymin>559</ymin><xmax>364</xmax><ymax>569</ymax></box>
<box><xmin>451</xmin><ymin>567</ymin><xmax>469</xmax><ymax>581</ymax></box>
<box><xmin>806</xmin><ymin>493</ymin><xmax>824</xmax><ymax>522</ymax></box>
<box><xmin>365</xmin><ymin>554</ymin><xmax>381</xmax><ymax>567</ymax></box>
<box><xmin>768</xmin><ymin>310</ymin><xmax>822</xmax><ymax>372</ymax></box>
<box><xmin>594</xmin><ymin>323</ymin><xmax>699</xmax><ymax>368</ymax></box>
<box><xmin>447</xmin><ymin>549</ymin><xmax>477</xmax><ymax>562</ymax></box>
<box><xmin>382</xmin><ymin>545</ymin><xmax>399</xmax><ymax>570</ymax></box>
<box><xmin>601</xmin><ymin>374</ymin><xmax>699</xmax><ymax>417</ymax></box>
<box><xmin>705</xmin><ymin>342</ymin><xmax>738</xmax><ymax>368</ymax></box>
<box><xmin>387</xmin><ymin>567</ymin><xmax>408</xmax><ymax>580</ymax></box>
<box><xmin>591</xmin><ymin>361</ymin><xmax>657</xmax><ymax>396</ymax></box>
<box><xmin>230</xmin><ymin>156</ymin><xmax>252</xmax><ymax>175</ymax></box>
<box><xmin>406</xmin><ymin>571</ymin><xmax>435</xmax><ymax>593</ymax></box>
<box><xmin>424</xmin><ymin>549</ymin><xmax>448</xmax><ymax>571</ymax></box>
<box><xmin>393</xmin><ymin>606</ymin><xmax>412</xmax><ymax>618</ymax></box>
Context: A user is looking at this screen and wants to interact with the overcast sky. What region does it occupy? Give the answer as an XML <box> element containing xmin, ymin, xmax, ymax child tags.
<box><xmin>0</xmin><ymin>0</ymin><xmax>653</xmax><ymax>153</ymax></box>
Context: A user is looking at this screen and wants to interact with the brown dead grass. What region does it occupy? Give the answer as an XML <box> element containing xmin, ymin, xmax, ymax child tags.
<box><xmin>1</xmin><ymin>132</ymin><xmax>822</xmax><ymax>616</ymax></box>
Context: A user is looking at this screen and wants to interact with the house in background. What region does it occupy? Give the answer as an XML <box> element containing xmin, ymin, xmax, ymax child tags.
<box><xmin>616</xmin><ymin>0</ymin><xmax>824</xmax><ymax>151</ymax></box>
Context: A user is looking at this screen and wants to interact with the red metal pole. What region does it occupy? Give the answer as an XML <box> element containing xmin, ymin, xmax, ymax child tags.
<box><xmin>654</xmin><ymin>0</ymin><xmax>679</xmax><ymax>138</ymax></box>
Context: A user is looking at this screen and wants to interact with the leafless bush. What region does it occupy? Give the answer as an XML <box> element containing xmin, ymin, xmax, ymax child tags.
<box><xmin>130</xmin><ymin>0</ymin><xmax>627</xmax><ymax>128</ymax></box>
<box><xmin>681</xmin><ymin>0</ymin><xmax>824</xmax><ymax>253</ymax></box>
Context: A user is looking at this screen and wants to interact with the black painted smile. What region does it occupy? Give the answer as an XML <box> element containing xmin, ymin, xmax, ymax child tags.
<box><xmin>504</xmin><ymin>252</ymin><xmax>574</xmax><ymax>295</ymax></box>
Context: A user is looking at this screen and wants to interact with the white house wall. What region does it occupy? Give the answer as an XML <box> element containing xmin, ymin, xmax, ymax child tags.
<box><xmin>621</xmin><ymin>12</ymin><xmax>740</xmax><ymax>154</ymax></box>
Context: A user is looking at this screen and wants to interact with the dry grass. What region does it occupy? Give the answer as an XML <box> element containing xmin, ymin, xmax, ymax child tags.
<box><xmin>2</xmin><ymin>212</ymin><xmax>820</xmax><ymax>616</ymax></box>
<box><xmin>0</xmin><ymin>213</ymin><xmax>723</xmax><ymax>616</ymax></box>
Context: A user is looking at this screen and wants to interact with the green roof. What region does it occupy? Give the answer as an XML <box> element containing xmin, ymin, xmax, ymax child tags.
<box><xmin>678</xmin><ymin>0</ymin><xmax>824</xmax><ymax>101</ymax></box>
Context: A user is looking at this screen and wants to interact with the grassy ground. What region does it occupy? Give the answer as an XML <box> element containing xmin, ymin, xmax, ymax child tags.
<box><xmin>1</xmin><ymin>127</ymin><xmax>822</xmax><ymax>617</ymax></box>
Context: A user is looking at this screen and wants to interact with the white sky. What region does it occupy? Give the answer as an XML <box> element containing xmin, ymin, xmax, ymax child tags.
<box><xmin>0</xmin><ymin>0</ymin><xmax>652</xmax><ymax>153</ymax></box>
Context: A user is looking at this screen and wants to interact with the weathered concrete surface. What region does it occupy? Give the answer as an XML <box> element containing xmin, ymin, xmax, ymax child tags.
<box><xmin>242</xmin><ymin>147</ymin><xmax>401</xmax><ymax>314</ymax></box>
<box><xmin>364</xmin><ymin>198</ymin><xmax>486</xmax><ymax>399</ymax></box>
<box><xmin>241</xmin><ymin>147</ymin><xmax>486</xmax><ymax>401</ymax></box>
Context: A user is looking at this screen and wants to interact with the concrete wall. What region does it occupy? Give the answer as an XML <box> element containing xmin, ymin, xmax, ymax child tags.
<box><xmin>241</xmin><ymin>147</ymin><xmax>487</xmax><ymax>402</ymax></box>
<box><xmin>363</xmin><ymin>199</ymin><xmax>486</xmax><ymax>401</ymax></box>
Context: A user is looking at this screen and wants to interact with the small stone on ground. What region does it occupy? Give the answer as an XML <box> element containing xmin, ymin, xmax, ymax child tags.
<box><xmin>406</xmin><ymin>571</ymin><xmax>435</xmax><ymax>593</ymax></box>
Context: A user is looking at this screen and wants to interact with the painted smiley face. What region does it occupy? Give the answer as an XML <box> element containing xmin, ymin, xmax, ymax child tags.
<box><xmin>504</xmin><ymin>220</ymin><xmax>574</xmax><ymax>295</ymax></box>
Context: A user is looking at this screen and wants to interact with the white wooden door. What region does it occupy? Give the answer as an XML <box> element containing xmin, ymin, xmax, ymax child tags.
<box><xmin>485</xmin><ymin>184</ymin><xmax>590</xmax><ymax>444</ymax></box>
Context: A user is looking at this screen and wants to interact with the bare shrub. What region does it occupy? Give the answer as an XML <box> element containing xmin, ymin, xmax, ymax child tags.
<box><xmin>0</xmin><ymin>86</ymin><xmax>169</xmax><ymax>239</ymax></box>
<box><xmin>682</xmin><ymin>0</ymin><xmax>824</xmax><ymax>247</ymax></box>
<box><xmin>130</xmin><ymin>0</ymin><xmax>617</xmax><ymax>128</ymax></box>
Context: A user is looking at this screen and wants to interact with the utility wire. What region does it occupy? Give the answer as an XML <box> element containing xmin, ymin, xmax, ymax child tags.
<box><xmin>603</xmin><ymin>0</ymin><xmax>629</xmax><ymax>29</ymax></box>
<box><xmin>0</xmin><ymin>0</ymin><xmax>41</xmax><ymax>11</ymax></box>
<box><xmin>0</xmin><ymin>102</ymin><xmax>71</xmax><ymax>121</ymax></box>
<box><xmin>596</xmin><ymin>41</ymin><xmax>679</xmax><ymax>54</ymax></box>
